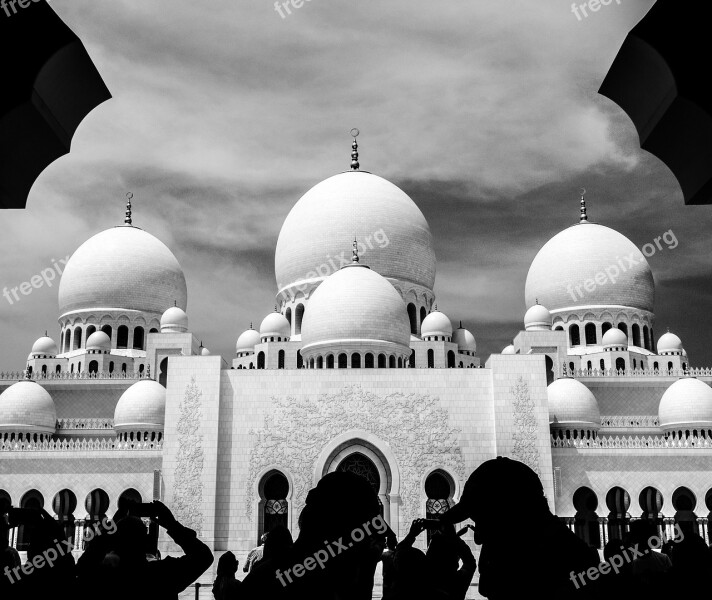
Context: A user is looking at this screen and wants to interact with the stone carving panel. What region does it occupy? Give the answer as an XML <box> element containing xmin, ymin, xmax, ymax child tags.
<box><xmin>246</xmin><ymin>385</ymin><xmax>464</xmax><ymax>524</ymax></box>
<box><xmin>510</xmin><ymin>377</ymin><xmax>541</xmax><ymax>476</ymax></box>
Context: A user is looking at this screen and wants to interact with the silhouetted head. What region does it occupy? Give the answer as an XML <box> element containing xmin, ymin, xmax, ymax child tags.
<box><xmin>603</xmin><ymin>539</ymin><xmax>621</xmax><ymax>564</ymax></box>
<box><xmin>394</xmin><ymin>545</ymin><xmax>428</xmax><ymax>589</ymax></box>
<box><xmin>629</xmin><ymin>519</ymin><xmax>658</xmax><ymax>551</ymax></box>
<box><xmin>441</xmin><ymin>457</ymin><xmax>547</xmax><ymax>543</ymax></box>
<box><xmin>114</xmin><ymin>516</ymin><xmax>148</xmax><ymax>564</ymax></box>
<box><xmin>263</xmin><ymin>524</ymin><xmax>293</xmax><ymax>560</ymax></box>
<box><xmin>671</xmin><ymin>532</ymin><xmax>711</xmax><ymax>572</ymax></box>
<box><xmin>216</xmin><ymin>551</ymin><xmax>238</xmax><ymax>577</ymax></box>
<box><xmin>426</xmin><ymin>533</ymin><xmax>460</xmax><ymax>576</ymax></box>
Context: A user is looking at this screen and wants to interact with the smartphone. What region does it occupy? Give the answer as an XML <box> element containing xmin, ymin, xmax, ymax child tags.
<box><xmin>422</xmin><ymin>519</ymin><xmax>443</xmax><ymax>530</ymax></box>
<box><xmin>128</xmin><ymin>502</ymin><xmax>156</xmax><ymax>519</ymax></box>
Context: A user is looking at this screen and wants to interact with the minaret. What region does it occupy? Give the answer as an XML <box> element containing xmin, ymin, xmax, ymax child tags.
<box><xmin>350</xmin><ymin>128</ymin><xmax>360</xmax><ymax>171</ymax></box>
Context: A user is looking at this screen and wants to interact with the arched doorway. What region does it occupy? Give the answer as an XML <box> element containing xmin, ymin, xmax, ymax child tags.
<box><xmin>606</xmin><ymin>486</ymin><xmax>630</xmax><ymax>541</ymax></box>
<box><xmin>335</xmin><ymin>451</ymin><xmax>385</xmax><ymax>517</ymax></box>
<box><xmin>672</xmin><ymin>486</ymin><xmax>697</xmax><ymax>537</ymax></box>
<box><xmin>53</xmin><ymin>489</ymin><xmax>77</xmax><ymax>545</ymax></box>
<box><xmin>259</xmin><ymin>471</ymin><xmax>289</xmax><ymax>541</ymax></box>
<box><xmin>425</xmin><ymin>470</ymin><xmax>455</xmax><ymax>545</ymax></box>
<box><xmin>17</xmin><ymin>489</ymin><xmax>44</xmax><ymax>550</ymax></box>
<box><xmin>85</xmin><ymin>489</ymin><xmax>109</xmax><ymax>526</ymax></box>
<box><xmin>573</xmin><ymin>487</ymin><xmax>600</xmax><ymax>548</ymax></box>
<box><xmin>159</xmin><ymin>357</ymin><xmax>168</xmax><ymax>387</ymax></box>
<box><xmin>639</xmin><ymin>486</ymin><xmax>664</xmax><ymax>539</ymax></box>
<box><xmin>545</xmin><ymin>355</ymin><xmax>554</xmax><ymax>385</ymax></box>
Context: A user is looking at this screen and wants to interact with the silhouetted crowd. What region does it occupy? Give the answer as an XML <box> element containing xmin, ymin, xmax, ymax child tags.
<box><xmin>2</xmin><ymin>457</ymin><xmax>711</xmax><ymax>600</ymax></box>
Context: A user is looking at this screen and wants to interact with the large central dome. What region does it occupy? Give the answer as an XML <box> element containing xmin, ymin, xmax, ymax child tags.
<box><xmin>275</xmin><ymin>171</ymin><xmax>436</xmax><ymax>296</ymax></box>
<box><xmin>58</xmin><ymin>226</ymin><xmax>187</xmax><ymax>317</ymax></box>
<box><xmin>525</xmin><ymin>222</ymin><xmax>654</xmax><ymax>314</ymax></box>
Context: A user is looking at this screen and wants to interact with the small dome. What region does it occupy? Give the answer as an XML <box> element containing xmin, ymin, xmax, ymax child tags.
<box><xmin>501</xmin><ymin>345</ymin><xmax>516</xmax><ymax>355</ymax></box>
<box><xmin>452</xmin><ymin>326</ymin><xmax>476</xmax><ymax>353</ymax></box>
<box><xmin>524</xmin><ymin>304</ymin><xmax>551</xmax><ymax>331</ymax></box>
<box><xmin>0</xmin><ymin>381</ymin><xmax>57</xmax><ymax>434</ymax></box>
<box><xmin>602</xmin><ymin>328</ymin><xmax>628</xmax><ymax>348</ymax></box>
<box><xmin>200</xmin><ymin>346</ymin><xmax>211</xmax><ymax>356</ymax></box>
<box><xmin>114</xmin><ymin>380</ymin><xmax>166</xmax><ymax>433</ymax></box>
<box><xmin>547</xmin><ymin>378</ymin><xmax>600</xmax><ymax>430</ymax></box>
<box><xmin>657</xmin><ymin>331</ymin><xmax>683</xmax><ymax>354</ymax></box>
<box><xmin>236</xmin><ymin>328</ymin><xmax>261</xmax><ymax>353</ymax></box>
<box><xmin>259</xmin><ymin>312</ymin><xmax>290</xmax><ymax>340</ymax></box>
<box><xmin>86</xmin><ymin>331</ymin><xmax>111</xmax><ymax>352</ymax></box>
<box><xmin>658</xmin><ymin>378</ymin><xmax>712</xmax><ymax>430</ymax></box>
<box><xmin>31</xmin><ymin>336</ymin><xmax>58</xmax><ymax>357</ymax></box>
<box><xmin>410</xmin><ymin>334</ymin><xmax>421</xmax><ymax>342</ymax></box>
<box><xmin>301</xmin><ymin>264</ymin><xmax>410</xmax><ymax>355</ymax></box>
<box><xmin>161</xmin><ymin>306</ymin><xmax>188</xmax><ymax>333</ymax></box>
<box><xmin>421</xmin><ymin>310</ymin><xmax>453</xmax><ymax>338</ymax></box>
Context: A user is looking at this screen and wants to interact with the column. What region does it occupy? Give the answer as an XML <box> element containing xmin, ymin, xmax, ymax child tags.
<box><xmin>598</xmin><ymin>518</ymin><xmax>605</xmax><ymax>549</ymax></box>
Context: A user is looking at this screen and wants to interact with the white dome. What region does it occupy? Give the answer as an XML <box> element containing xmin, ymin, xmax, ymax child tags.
<box><xmin>260</xmin><ymin>312</ymin><xmax>291</xmax><ymax>340</ymax></box>
<box><xmin>200</xmin><ymin>347</ymin><xmax>211</xmax><ymax>356</ymax></box>
<box><xmin>31</xmin><ymin>336</ymin><xmax>58</xmax><ymax>357</ymax></box>
<box><xmin>275</xmin><ymin>171</ymin><xmax>436</xmax><ymax>295</ymax></box>
<box><xmin>547</xmin><ymin>378</ymin><xmax>600</xmax><ymax>430</ymax></box>
<box><xmin>452</xmin><ymin>326</ymin><xmax>476</xmax><ymax>353</ymax></box>
<box><xmin>524</xmin><ymin>304</ymin><xmax>551</xmax><ymax>331</ymax></box>
<box><xmin>0</xmin><ymin>381</ymin><xmax>57</xmax><ymax>434</ymax></box>
<box><xmin>236</xmin><ymin>328</ymin><xmax>261</xmax><ymax>353</ymax></box>
<box><xmin>161</xmin><ymin>306</ymin><xmax>188</xmax><ymax>333</ymax></box>
<box><xmin>658</xmin><ymin>378</ymin><xmax>712</xmax><ymax>430</ymax></box>
<box><xmin>525</xmin><ymin>222</ymin><xmax>654</xmax><ymax>314</ymax></box>
<box><xmin>86</xmin><ymin>331</ymin><xmax>111</xmax><ymax>351</ymax></box>
<box><xmin>58</xmin><ymin>226</ymin><xmax>187</xmax><ymax>318</ymax></box>
<box><xmin>114</xmin><ymin>380</ymin><xmax>166</xmax><ymax>432</ymax></box>
<box><xmin>421</xmin><ymin>310</ymin><xmax>453</xmax><ymax>338</ymax></box>
<box><xmin>602</xmin><ymin>327</ymin><xmax>628</xmax><ymax>348</ymax></box>
<box><xmin>501</xmin><ymin>345</ymin><xmax>516</xmax><ymax>355</ymax></box>
<box><xmin>301</xmin><ymin>264</ymin><xmax>410</xmax><ymax>353</ymax></box>
<box><xmin>657</xmin><ymin>331</ymin><xmax>683</xmax><ymax>353</ymax></box>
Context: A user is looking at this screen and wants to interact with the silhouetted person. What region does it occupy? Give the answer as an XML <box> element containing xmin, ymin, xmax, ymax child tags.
<box><xmin>213</xmin><ymin>551</ymin><xmax>242</xmax><ymax>600</ymax></box>
<box><xmin>241</xmin><ymin>471</ymin><xmax>386</xmax><ymax>599</ymax></box>
<box><xmin>380</xmin><ymin>526</ymin><xmax>398</xmax><ymax>600</ymax></box>
<box><xmin>77</xmin><ymin>500</ymin><xmax>213</xmax><ymax>600</ymax></box>
<box><xmin>426</xmin><ymin>522</ymin><xmax>476</xmax><ymax>600</ymax></box>
<box><xmin>627</xmin><ymin>520</ymin><xmax>671</xmax><ymax>595</ymax></box>
<box><xmin>669</xmin><ymin>531</ymin><xmax>710</xmax><ymax>595</ymax></box>
<box><xmin>387</xmin><ymin>523</ymin><xmax>430</xmax><ymax>600</ymax></box>
<box><xmin>263</xmin><ymin>525</ymin><xmax>293</xmax><ymax>563</ymax></box>
<box><xmin>441</xmin><ymin>457</ymin><xmax>599</xmax><ymax>599</ymax></box>
<box><xmin>243</xmin><ymin>533</ymin><xmax>267</xmax><ymax>573</ymax></box>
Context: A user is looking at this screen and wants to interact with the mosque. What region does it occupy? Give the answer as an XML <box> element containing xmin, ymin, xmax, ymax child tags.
<box><xmin>1</xmin><ymin>134</ymin><xmax>711</xmax><ymax>578</ymax></box>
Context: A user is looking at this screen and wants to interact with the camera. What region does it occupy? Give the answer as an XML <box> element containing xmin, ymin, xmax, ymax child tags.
<box><xmin>126</xmin><ymin>502</ymin><xmax>157</xmax><ymax>519</ymax></box>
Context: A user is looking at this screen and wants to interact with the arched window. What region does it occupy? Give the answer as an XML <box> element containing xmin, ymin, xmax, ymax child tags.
<box><xmin>316</xmin><ymin>356</ymin><xmax>323</xmax><ymax>369</ymax></box>
<box><xmin>618</xmin><ymin>322</ymin><xmax>628</xmax><ymax>337</ymax></box>
<box><xmin>600</xmin><ymin>359</ymin><xmax>605</xmax><ymax>371</ymax></box>
<box><xmin>257</xmin><ymin>352</ymin><xmax>265</xmax><ymax>369</ymax></box>
<box><xmin>584</xmin><ymin>323</ymin><xmax>596</xmax><ymax>345</ymax></box>
<box><xmin>86</xmin><ymin>325</ymin><xmax>96</xmax><ymax>339</ymax></box>
<box><xmin>420</xmin><ymin>306</ymin><xmax>427</xmax><ymax>327</ymax></box>
<box><xmin>606</xmin><ymin>486</ymin><xmax>631</xmax><ymax>541</ymax></box>
<box><xmin>53</xmin><ymin>489</ymin><xmax>78</xmax><ymax>544</ymax></box>
<box><xmin>259</xmin><ymin>471</ymin><xmax>289</xmax><ymax>538</ymax></box>
<box><xmin>389</xmin><ymin>355</ymin><xmax>396</xmax><ymax>369</ymax></box>
<box><xmin>55</xmin><ymin>364</ymin><xmax>61</xmax><ymax>374</ymax></box>
<box><xmin>309</xmin><ymin>358</ymin><xmax>315</xmax><ymax>369</ymax></box>
<box><xmin>643</xmin><ymin>325</ymin><xmax>650</xmax><ymax>350</ymax></box>
<box><xmin>410</xmin><ymin>350</ymin><xmax>415</xmax><ymax>368</ymax></box>
<box><xmin>569</xmin><ymin>361</ymin><xmax>575</xmax><ymax>374</ymax></box>
<box><xmin>297</xmin><ymin>350</ymin><xmax>303</xmax><ymax>369</ymax></box>
<box><xmin>295</xmin><ymin>304</ymin><xmax>305</xmax><ymax>335</ymax></box>
<box><xmin>85</xmin><ymin>489</ymin><xmax>110</xmax><ymax>525</ymax></box>
<box><xmin>378</xmin><ymin>354</ymin><xmax>386</xmax><ymax>368</ymax></box>
<box><xmin>653</xmin><ymin>361</ymin><xmax>659</xmax><ymax>371</ymax></box>
<box><xmin>149</xmin><ymin>327</ymin><xmax>158</xmax><ymax>334</ymax></box>
<box><xmin>573</xmin><ymin>487</ymin><xmax>600</xmax><ymax>548</ymax></box>
<box><xmin>101</xmin><ymin>324</ymin><xmax>112</xmax><ymax>342</ymax></box>
<box><xmin>139</xmin><ymin>364</ymin><xmax>145</xmax><ymax>374</ymax></box>
<box><xmin>121</xmin><ymin>363</ymin><xmax>127</xmax><ymax>373</ymax></box>
<box><xmin>397</xmin><ymin>357</ymin><xmax>403</xmax><ymax>368</ymax></box>
<box><xmin>89</xmin><ymin>360</ymin><xmax>99</xmax><ymax>374</ymax></box>
<box><xmin>638</xmin><ymin>486</ymin><xmax>663</xmax><ymax>534</ymax></box>
<box><xmin>570</xmin><ymin>324</ymin><xmax>580</xmax><ymax>346</ymax></box>
<box><xmin>632</xmin><ymin>359</ymin><xmax>637</xmax><ymax>370</ymax></box>
<box><xmin>109</xmin><ymin>361</ymin><xmax>115</xmax><ymax>374</ymax></box>
<box><xmin>327</xmin><ymin>354</ymin><xmax>334</xmax><ymax>369</ymax></box>
<box><xmin>425</xmin><ymin>470</ymin><xmax>455</xmax><ymax>544</ymax></box>
<box><xmin>41</xmin><ymin>365</ymin><xmax>47</xmax><ymax>376</ymax></box>
<box><xmin>407</xmin><ymin>303</ymin><xmax>417</xmax><ymax>335</ymax></box>
<box><xmin>586</xmin><ymin>360</ymin><xmax>592</xmax><ymax>371</ymax></box>
<box><xmin>73</xmin><ymin>326</ymin><xmax>83</xmax><ymax>350</ymax></box>
<box><xmin>17</xmin><ymin>490</ymin><xmax>44</xmax><ymax>550</ymax></box>
<box><xmin>278</xmin><ymin>350</ymin><xmax>285</xmax><ymax>369</ymax></box>
<box><xmin>133</xmin><ymin>326</ymin><xmax>145</xmax><ymax>350</ymax></box>
<box><xmin>545</xmin><ymin>355</ymin><xmax>554</xmax><ymax>385</ymax></box>
<box><xmin>365</xmin><ymin>353</ymin><xmax>374</xmax><ymax>368</ymax></box>
<box><xmin>351</xmin><ymin>353</ymin><xmax>361</xmax><ymax>368</ymax></box>
<box><xmin>159</xmin><ymin>357</ymin><xmax>168</xmax><ymax>386</ymax></box>
<box><xmin>554</xmin><ymin>325</ymin><xmax>564</xmax><ymax>331</ymax></box>
<box><xmin>632</xmin><ymin>324</ymin><xmax>641</xmax><ymax>347</ymax></box>
<box><xmin>668</xmin><ymin>361</ymin><xmax>673</xmax><ymax>372</ymax></box>
<box><xmin>117</xmin><ymin>325</ymin><xmax>129</xmax><ymax>349</ymax></box>
<box><xmin>336</xmin><ymin>353</ymin><xmax>346</xmax><ymax>368</ymax></box>
<box><xmin>447</xmin><ymin>350</ymin><xmax>455</xmax><ymax>368</ymax></box>
<box><xmin>285</xmin><ymin>307</ymin><xmax>292</xmax><ymax>327</ymax></box>
<box><xmin>427</xmin><ymin>349</ymin><xmax>434</xmax><ymax>369</ymax></box>
<box><xmin>615</xmin><ymin>358</ymin><xmax>625</xmax><ymax>372</ymax></box>
<box><xmin>602</xmin><ymin>322</ymin><xmax>612</xmax><ymax>335</ymax></box>
<box><xmin>672</xmin><ymin>487</ymin><xmax>697</xmax><ymax>537</ymax></box>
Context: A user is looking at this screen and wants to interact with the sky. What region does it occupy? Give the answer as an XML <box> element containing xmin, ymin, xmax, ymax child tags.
<box><xmin>2</xmin><ymin>0</ymin><xmax>711</xmax><ymax>369</ymax></box>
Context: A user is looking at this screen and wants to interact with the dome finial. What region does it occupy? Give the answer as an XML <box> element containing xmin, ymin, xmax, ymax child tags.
<box><xmin>146</xmin><ymin>364</ymin><xmax>151</xmax><ymax>379</ymax></box>
<box><xmin>250</xmin><ymin>321</ymin><xmax>253</xmax><ymax>329</ymax></box>
<box><xmin>352</xmin><ymin>237</ymin><xmax>360</xmax><ymax>263</ymax></box>
<box><xmin>274</xmin><ymin>304</ymin><xmax>279</xmax><ymax>312</ymax></box>
<box><xmin>124</xmin><ymin>192</ymin><xmax>133</xmax><ymax>226</ymax></box>
<box><xmin>579</xmin><ymin>188</ymin><xmax>588</xmax><ymax>223</ymax></box>
<box><xmin>24</xmin><ymin>365</ymin><xmax>32</xmax><ymax>380</ymax></box>
<box><xmin>350</xmin><ymin>128</ymin><xmax>360</xmax><ymax>171</ymax></box>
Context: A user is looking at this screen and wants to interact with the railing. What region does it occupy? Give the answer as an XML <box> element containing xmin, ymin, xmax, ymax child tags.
<box><xmin>599</xmin><ymin>415</ymin><xmax>660</xmax><ymax>428</ymax></box>
<box><xmin>552</xmin><ymin>434</ymin><xmax>712</xmax><ymax>449</ymax></box>
<box><xmin>0</xmin><ymin>370</ymin><xmax>146</xmax><ymax>381</ymax></box>
<box><xmin>570</xmin><ymin>367</ymin><xmax>712</xmax><ymax>378</ymax></box>
<box><xmin>0</xmin><ymin>438</ymin><xmax>162</xmax><ymax>452</ymax></box>
<box><xmin>56</xmin><ymin>417</ymin><xmax>115</xmax><ymax>430</ymax></box>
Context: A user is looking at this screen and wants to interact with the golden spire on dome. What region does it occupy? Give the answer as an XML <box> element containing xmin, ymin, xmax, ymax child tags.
<box><xmin>352</xmin><ymin>237</ymin><xmax>360</xmax><ymax>263</ymax></box>
<box><xmin>579</xmin><ymin>188</ymin><xmax>588</xmax><ymax>223</ymax></box>
<box><xmin>350</xmin><ymin>128</ymin><xmax>360</xmax><ymax>171</ymax></box>
<box><xmin>124</xmin><ymin>192</ymin><xmax>133</xmax><ymax>226</ymax></box>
